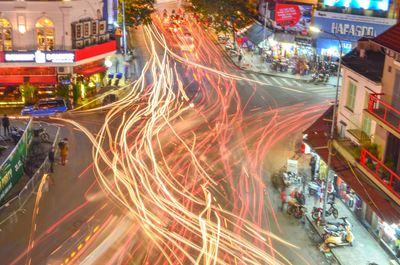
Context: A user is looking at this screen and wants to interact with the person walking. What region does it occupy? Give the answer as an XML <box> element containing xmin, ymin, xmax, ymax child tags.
<box><xmin>2</xmin><ymin>114</ymin><xmax>10</xmax><ymax>136</ymax></box>
<box><xmin>280</xmin><ymin>187</ymin><xmax>287</xmax><ymax>212</ymax></box>
<box><xmin>58</xmin><ymin>138</ymin><xmax>69</xmax><ymax>166</ymax></box>
<box><xmin>238</xmin><ymin>51</ymin><xmax>243</xmax><ymax>65</ymax></box>
<box><xmin>60</xmin><ymin>138</ymin><xmax>69</xmax><ymax>166</ymax></box>
<box><xmin>48</xmin><ymin>146</ymin><xmax>55</xmax><ymax>173</ymax></box>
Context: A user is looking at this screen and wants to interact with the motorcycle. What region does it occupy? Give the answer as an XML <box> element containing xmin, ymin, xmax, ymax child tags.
<box><xmin>312</xmin><ymin>201</ymin><xmax>339</xmax><ymax>220</ymax></box>
<box><xmin>320</xmin><ymin>224</ymin><xmax>354</xmax><ymax>251</ymax></box>
<box><xmin>322</xmin><ymin>217</ymin><xmax>351</xmax><ymax>238</ymax></box>
<box><xmin>286</xmin><ymin>199</ymin><xmax>307</xmax><ymax>219</ymax></box>
<box><xmin>33</xmin><ymin>126</ymin><xmax>50</xmax><ymax>142</ymax></box>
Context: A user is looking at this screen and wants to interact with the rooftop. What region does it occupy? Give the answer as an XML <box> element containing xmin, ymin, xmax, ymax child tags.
<box><xmin>341</xmin><ymin>48</ymin><xmax>385</xmax><ymax>83</ymax></box>
<box><xmin>373</xmin><ymin>23</ymin><xmax>400</xmax><ymax>53</ymax></box>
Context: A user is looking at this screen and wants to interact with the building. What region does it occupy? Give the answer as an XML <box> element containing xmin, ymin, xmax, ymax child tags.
<box><xmin>0</xmin><ymin>0</ymin><xmax>119</xmax><ymax>106</ymax></box>
<box><xmin>313</xmin><ymin>0</ymin><xmax>398</xmax><ymax>58</ymax></box>
<box><xmin>304</xmin><ymin>23</ymin><xmax>400</xmax><ymax>259</ymax></box>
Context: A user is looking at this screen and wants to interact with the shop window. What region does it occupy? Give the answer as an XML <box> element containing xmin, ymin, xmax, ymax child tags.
<box><xmin>346</xmin><ymin>81</ymin><xmax>357</xmax><ymax>111</ymax></box>
<box><xmin>35</xmin><ymin>17</ymin><xmax>54</xmax><ymax>51</ymax></box>
<box><xmin>0</xmin><ymin>18</ymin><xmax>12</xmax><ymax>52</ymax></box>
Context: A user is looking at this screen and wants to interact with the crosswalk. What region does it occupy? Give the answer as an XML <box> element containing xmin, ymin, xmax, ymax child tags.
<box><xmin>236</xmin><ymin>71</ymin><xmax>339</xmax><ymax>99</ymax></box>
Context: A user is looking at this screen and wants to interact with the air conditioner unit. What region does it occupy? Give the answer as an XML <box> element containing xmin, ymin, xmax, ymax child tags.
<box><xmin>57</xmin><ymin>67</ymin><xmax>71</xmax><ymax>74</ymax></box>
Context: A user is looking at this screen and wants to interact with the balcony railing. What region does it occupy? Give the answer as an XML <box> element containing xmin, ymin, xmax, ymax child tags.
<box><xmin>368</xmin><ymin>94</ymin><xmax>400</xmax><ymax>134</ymax></box>
<box><xmin>360</xmin><ymin>147</ymin><xmax>400</xmax><ymax>199</ymax></box>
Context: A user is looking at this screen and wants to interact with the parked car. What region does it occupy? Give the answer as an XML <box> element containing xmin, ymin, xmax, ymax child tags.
<box><xmin>21</xmin><ymin>98</ymin><xmax>68</xmax><ymax>116</ymax></box>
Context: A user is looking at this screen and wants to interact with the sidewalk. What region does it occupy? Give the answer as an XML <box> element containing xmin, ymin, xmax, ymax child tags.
<box><xmin>208</xmin><ymin>29</ymin><xmax>339</xmax><ymax>87</ymax></box>
<box><xmin>293</xmin><ymin>154</ymin><xmax>396</xmax><ymax>265</ymax></box>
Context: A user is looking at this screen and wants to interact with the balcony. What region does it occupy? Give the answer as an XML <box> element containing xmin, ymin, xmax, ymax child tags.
<box><xmin>360</xmin><ymin>148</ymin><xmax>400</xmax><ymax>201</ymax></box>
<box><xmin>366</xmin><ymin>94</ymin><xmax>400</xmax><ymax>139</ymax></box>
<box><xmin>333</xmin><ymin>137</ymin><xmax>400</xmax><ymax>205</ymax></box>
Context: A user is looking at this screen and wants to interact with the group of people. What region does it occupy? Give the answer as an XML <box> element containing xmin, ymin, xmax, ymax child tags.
<box><xmin>280</xmin><ymin>187</ymin><xmax>306</xmax><ymax>212</ymax></box>
<box><xmin>48</xmin><ymin>138</ymin><xmax>69</xmax><ymax>173</ymax></box>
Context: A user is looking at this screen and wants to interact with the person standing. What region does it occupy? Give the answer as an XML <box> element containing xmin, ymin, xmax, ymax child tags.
<box><xmin>280</xmin><ymin>187</ymin><xmax>287</xmax><ymax>212</ymax></box>
<box><xmin>2</xmin><ymin>114</ymin><xmax>10</xmax><ymax>136</ymax></box>
<box><xmin>60</xmin><ymin>138</ymin><xmax>69</xmax><ymax>166</ymax></box>
<box><xmin>48</xmin><ymin>146</ymin><xmax>55</xmax><ymax>173</ymax></box>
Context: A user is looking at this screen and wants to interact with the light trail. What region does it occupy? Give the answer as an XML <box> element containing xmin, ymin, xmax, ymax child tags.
<box><xmin>46</xmin><ymin>15</ymin><xmax>329</xmax><ymax>265</ymax></box>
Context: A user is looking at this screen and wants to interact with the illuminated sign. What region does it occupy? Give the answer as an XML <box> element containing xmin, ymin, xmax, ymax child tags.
<box><xmin>323</xmin><ymin>0</ymin><xmax>389</xmax><ymax>11</ymax></box>
<box><xmin>313</xmin><ymin>11</ymin><xmax>396</xmax><ymax>41</ymax></box>
<box><xmin>4</xmin><ymin>51</ymin><xmax>75</xmax><ymax>64</ymax></box>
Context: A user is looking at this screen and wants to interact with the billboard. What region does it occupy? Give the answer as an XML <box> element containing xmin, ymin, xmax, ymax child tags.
<box><xmin>323</xmin><ymin>0</ymin><xmax>390</xmax><ymax>11</ymax></box>
<box><xmin>313</xmin><ymin>11</ymin><xmax>396</xmax><ymax>41</ymax></box>
<box><xmin>275</xmin><ymin>4</ymin><xmax>312</xmax><ymax>33</ymax></box>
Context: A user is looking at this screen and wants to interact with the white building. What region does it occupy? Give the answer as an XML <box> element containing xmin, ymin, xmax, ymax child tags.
<box><xmin>0</xmin><ymin>0</ymin><xmax>119</xmax><ymax>105</ymax></box>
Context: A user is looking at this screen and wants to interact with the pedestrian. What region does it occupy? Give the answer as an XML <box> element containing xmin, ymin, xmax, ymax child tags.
<box><xmin>280</xmin><ymin>187</ymin><xmax>287</xmax><ymax>212</ymax></box>
<box><xmin>60</xmin><ymin>138</ymin><xmax>69</xmax><ymax>166</ymax></box>
<box><xmin>2</xmin><ymin>114</ymin><xmax>10</xmax><ymax>136</ymax></box>
<box><xmin>238</xmin><ymin>52</ymin><xmax>243</xmax><ymax>64</ymax></box>
<box><xmin>48</xmin><ymin>146</ymin><xmax>55</xmax><ymax>173</ymax></box>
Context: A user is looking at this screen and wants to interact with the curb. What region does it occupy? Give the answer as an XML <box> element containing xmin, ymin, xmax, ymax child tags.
<box><xmin>305</xmin><ymin>214</ymin><xmax>343</xmax><ymax>265</ymax></box>
<box><xmin>209</xmin><ymin>31</ymin><xmax>338</xmax><ymax>87</ymax></box>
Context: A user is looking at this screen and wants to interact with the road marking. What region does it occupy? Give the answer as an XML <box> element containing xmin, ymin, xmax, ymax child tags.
<box><xmin>258</xmin><ymin>75</ymin><xmax>272</xmax><ymax>85</ymax></box>
<box><xmin>270</xmin><ymin>76</ymin><xmax>283</xmax><ymax>86</ymax></box>
<box><xmin>279</xmin><ymin>77</ymin><xmax>293</xmax><ymax>86</ymax></box>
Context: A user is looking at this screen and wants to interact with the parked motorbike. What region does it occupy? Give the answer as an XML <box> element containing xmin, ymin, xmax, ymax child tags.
<box><xmin>286</xmin><ymin>199</ymin><xmax>307</xmax><ymax>219</ymax></box>
<box><xmin>312</xmin><ymin>201</ymin><xmax>339</xmax><ymax>220</ymax></box>
<box><xmin>308</xmin><ymin>181</ymin><xmax>320</xmax><ymax>195</ymax></box>
<box><xmin>322</xmin><ymin>217</ymin><xmax>351</xmax><ymax>238</ymax></box>
<box><xmin>320</xmin><ymin>224</ymin><xmax>354</xmax><ymax>251</ymax></box>
<box><xmin>33</xmin><ymin>127</ymin><xmax>50</xmax><ymax>142</ymax></box>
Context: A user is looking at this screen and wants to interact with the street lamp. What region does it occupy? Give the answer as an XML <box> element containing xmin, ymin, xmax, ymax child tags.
<box><xmin>310</xmin><ymin>25</ymin><xmax>343</xmax><ymax>224</ymax></box>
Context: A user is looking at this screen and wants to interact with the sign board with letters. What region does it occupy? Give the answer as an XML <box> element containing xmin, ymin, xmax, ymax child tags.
<box><xmin>0</xmin><ymin>120</ymin><xmax>32</xmax><ymax>202</ymax></box>
<box><xmin>4</xmin><ymin>50</ymin><xmax>75</xmax><ymax>64</ymax></box>
<box><xmin>313</xmin><ymin>11</ymin><xmax>396</xmax><ymax>41</ymax></box>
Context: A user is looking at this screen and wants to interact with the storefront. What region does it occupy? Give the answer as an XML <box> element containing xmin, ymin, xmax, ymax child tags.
<box><xmin>313</xmin><ymin>11</ymin><xmax>396</xmax><ymax>57</ymax></box>
<box><xmin>0</xmin><ymin>40</ymin><xmax>117</xmax><ymax>106</ymax></box>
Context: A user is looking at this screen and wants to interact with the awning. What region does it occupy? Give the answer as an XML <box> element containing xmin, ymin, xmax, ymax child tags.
<box><xmin>242</xmin><ymin>23</ymin><xmax>273</xmax><ymax>45</ymax></box>
<box><xmin>75</xmin><ymin>66</ymin><xmax>107</xmax><ymax>77</ymax></box>
<box><xmin>304</xmin><ymin>106</ymin><xmax>400</xmax><ymax>223</ymax></box>
<box><xmin>29</xmin><ymin>76</ymin><xmax>57</xmax><ymax>85</ymax></box>
<box><xmin>0</xmin><ymin>76</ymin><xmax>24</xmax><ymax>86</ymax></box>
<box><xmin>274</xmin><ymin>32</ymin><xmax>295</xmax><ymax>43</ymax></box>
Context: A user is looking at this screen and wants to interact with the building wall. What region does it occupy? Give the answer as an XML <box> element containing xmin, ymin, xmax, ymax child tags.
<box><xmin>337</xmin><ymin>67</ymin><xmax>381</xmax><ymax>144</ymax></box>
<box><xmin>0</xmin><ymin>0</ymin><xmax>103</xmax><ymax>50</ymax></box>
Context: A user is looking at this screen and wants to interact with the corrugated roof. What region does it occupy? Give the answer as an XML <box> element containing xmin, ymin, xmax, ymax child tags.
<box><xmin>373</xmin><ymin>23</ymin><xmax>400</xmax><ymax>53</ymax></box>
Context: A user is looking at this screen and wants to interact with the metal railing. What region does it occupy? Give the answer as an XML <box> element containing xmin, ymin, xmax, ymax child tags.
<box><xmin>0</xmin><ymin>124</ymin><xmax>60</xmax><ymax>228</ymax></box>
<box><xmin>368</xmin><ymin>94</ymin><xmax>400</xmax><ymax>133</ymax></box>
<box><xmin>359</xmin><ymin>147</ymin><xmax>400</xmax><ymax>199</ymax></box>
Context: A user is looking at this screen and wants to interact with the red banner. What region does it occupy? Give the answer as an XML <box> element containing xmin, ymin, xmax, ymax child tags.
<box><xmin>275</xmin><ymin>4</ymin><xmax>301</xmax><ymax>27</ymax></box>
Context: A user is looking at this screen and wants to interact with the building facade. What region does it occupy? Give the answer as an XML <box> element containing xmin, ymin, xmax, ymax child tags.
<box><xmin>0</xmin><ymin>0</ymin><xmax>119</xmax><ymax>106</ymax></box>
<box><xmin>305</xmin><ymin>23</ymin><xmax>400</xmax><ymax>259</ymax></box>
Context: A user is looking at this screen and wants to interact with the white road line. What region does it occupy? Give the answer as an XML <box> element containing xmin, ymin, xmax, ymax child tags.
<box><xmin>279</xmin><ymin>78</ymin><xmax>293</xmax><ymax>86</ymax></box>
<box><xmin>258</xmin><ymin>75</ymin><xmax>272</xmax><ymax>85</ymax></box>
<box><xmin>270</xmin><ymin>76</ymin><xmax>283</xmax><ymax>86</ymax></box>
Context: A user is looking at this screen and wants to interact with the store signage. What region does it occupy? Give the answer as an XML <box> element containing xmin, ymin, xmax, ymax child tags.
<box><xmin>323</xmin><ymin>0</ymin><xmax>389</xmax><ymax>12</ymax></box>
<box><xmin>314</xmin><ymin>11</ymin><xmax>396</xmax><ymax>41</ymax></box>
<box><xmin>4</xmin><ymin>51</ymin><xmax>75</xmax><ymax>64</ymax></box>
<box><xmin>275</xmin><ymin>4</ymin><xmax>302</xmax><ymax>27</ymax></box>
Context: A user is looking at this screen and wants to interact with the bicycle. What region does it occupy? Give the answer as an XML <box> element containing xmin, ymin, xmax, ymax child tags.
<box><xmin>311</xmin><ymin>201</ymin><xmax>339</xmax><ymax>220</ymax></box>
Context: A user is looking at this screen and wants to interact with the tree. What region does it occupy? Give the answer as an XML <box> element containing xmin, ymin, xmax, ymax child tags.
<box><xmin>19</xmin><ymin>83</ymin><xmax>36</xmax><ymax>105</ymax></box>
<box><xmin>189</xmin><ymin>0</ymin><xmax>255</xmax><ymax>35</ymax></box>
<box><xmin>120</xmin><ymin>0</ymin><xmax>155</xmax><ymax>28</ymax></box>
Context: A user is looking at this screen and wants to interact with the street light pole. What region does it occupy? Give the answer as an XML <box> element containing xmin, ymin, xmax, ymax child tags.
<box><xmin>121</xmin><ymin>0</ymin><xmax>128</xmax><ymax>55</ymax></box>
<box><xmin>262</xmin><ymin>2</ymin><xmax>269</xmax><ymax>48</ymax></box>
<box><xmin>319</xmin><ymin>30</ymin><xmax>343</xmax><ymax>224</ymax></box>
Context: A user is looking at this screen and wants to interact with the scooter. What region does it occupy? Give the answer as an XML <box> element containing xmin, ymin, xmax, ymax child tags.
<box><xmin>322</xmin><ymin>217</ymin><xmax>351</xmax><ymax>238</ymax></box>
<box><xmin>286</xmin><ymin>199</ymin><xmax>307</xmax><ymax>219</ymax></box>
<box><xmin>320</xmin><ymin>225</ymin><xmax>354</xmax><ymax>251</ymax></box>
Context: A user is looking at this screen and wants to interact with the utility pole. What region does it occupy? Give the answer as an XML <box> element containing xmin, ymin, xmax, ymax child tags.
<box><xmin>262</xmin><ymin>1</ymin><xmax>269</xmax><ymax>48</ymax></box>
<box><xmin>121</xmin><ymin>0</ymin><xmax>128</xmax><ymax>55</ymax></box>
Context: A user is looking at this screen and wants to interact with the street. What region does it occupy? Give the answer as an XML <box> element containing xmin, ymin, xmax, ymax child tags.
<box><xmin>0</xmin><ymin>4</ymin><xmax>336</xmax><ymax>265</ymax></box>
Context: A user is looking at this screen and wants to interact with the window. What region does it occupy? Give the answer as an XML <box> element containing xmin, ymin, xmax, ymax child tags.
<box><xmin>362</xmin><ymin>91</ymin><xmax>372</xmax><ymax>136</ymax></box>
<box><xmin>346</xmin><ymin>81</ymin><xmax>357</xmax><ymax>111</ymax></box>
<box><xmin>35</xmin><ymin>18</ymin><xmax>54</xmax><ymax>51</ymax></box>
<box><xmin>0</xmin><ymin>18</ymin><xmax>12</xmax><ymax>52</ymax></box>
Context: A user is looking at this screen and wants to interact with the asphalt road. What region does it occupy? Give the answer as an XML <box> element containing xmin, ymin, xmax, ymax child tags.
<box><xmin>0</xmin><ymin>4</ymin><xmax>334</xmax><ymax>265</ymax></box>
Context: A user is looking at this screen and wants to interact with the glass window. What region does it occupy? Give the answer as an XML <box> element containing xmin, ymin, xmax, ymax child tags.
<box><xmin>35</xmin><ymin>18</ymin><xmax>54</xmax><ymax>51</ymax></box>
<box><xmin>346</xmin><ymin>81</ymin><xmax>357</xmax><ymax>111</ymax></box>
<box><xmin>0</xmin><ymin>18</ymin><xmax>12</xmax><ymax>52</ymax></box>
